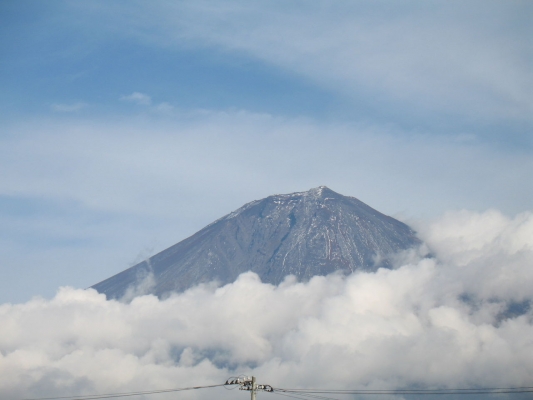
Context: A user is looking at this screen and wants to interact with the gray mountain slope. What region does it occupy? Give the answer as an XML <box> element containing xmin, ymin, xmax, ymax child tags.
<box><xmin>92</xmin><ymin>187</ymin><xmax>421</xmax><ymax>299</ymax></box>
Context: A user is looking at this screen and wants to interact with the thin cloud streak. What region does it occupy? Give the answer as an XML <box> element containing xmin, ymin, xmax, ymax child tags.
<box><xmin>51</xmin><ymin>103</ymin><xmax>87</xmax><ymax>112</ymax></box>
<box><xmin>1</xmin><ymin>112</ymin><xmax>531</xmax><ymax>219</ymax></box>
<box><xmin>73</xmin><ymin>1</ymin><xmax>533</xmax><ymax>127</ymax></box>
<box><xmin>120</xmin><ymin>92</ymin><xmax>152</xmax><ymax>105</ymax></box>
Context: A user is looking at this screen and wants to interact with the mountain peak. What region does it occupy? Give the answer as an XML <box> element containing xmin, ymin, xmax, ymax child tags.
<box><xmin>93</xmin><ymin>188</ymin><xmax>421</xmax><ymax>300</ymax></box>
<box><xmin>267</xmin><ymin>186</ymin><xmax>341</xmax><ymax>204</ymax></box>
<box><xmin>224</xmin><ymin>186</ymin><xmax>339</xmax><ymax>221</ymax></box>
<box><xmin>306</xmin><ymin>185</ymin><xmax>334</xmax><ymax>197</ymax></box>
<box><xmin>309</xmin><ymin>185</ymin><xmax>329</xmax><ymax>193</ymax></box>
<box><xmin>280</xmin><ymin>185</ymin><xmax>333</xmax><ymax>196</ymax></box>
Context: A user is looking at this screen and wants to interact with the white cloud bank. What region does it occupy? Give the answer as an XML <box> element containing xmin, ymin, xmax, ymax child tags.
<box><xmin>1</xmin><ymin>210</ymin><xmax>532</xmax><ymax>400</ymax></box>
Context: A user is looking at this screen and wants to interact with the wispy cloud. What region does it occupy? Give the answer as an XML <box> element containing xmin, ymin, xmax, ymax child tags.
<box><xmin>50</xmin><ymin>102</ymin><xmax>87</xmax><ymax>112</ymax></box>
<box><xmin>154</xmin><ymin>102</ymin><xmax>174</xmax><ymax>113</ymax></box>
<box><xmin>2</xmin><ymin>112</ymin><xmax>531</xmax><ymax>220</ymax></box>
<box><xmin>120</xmin><ymin>92</ymin><xmax>152</xmax><ymax>105</ymax></box>
<box><xmin>76</xmin><ymin>1</ymin><xmax>533</xmax><ymax>126</ymax></box>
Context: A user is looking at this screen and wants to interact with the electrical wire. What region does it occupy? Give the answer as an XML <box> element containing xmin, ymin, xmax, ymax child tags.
<box><xmin>15</xmin><ymin>383</ymin><xmax>226</xmax><ymax>400</ymax></box>
<box><xmin>273</xmin><ymin>391</ymin><xmax>341</xmax><ymax>400</ymax></box>
<box><xmin>13</xmin><ymin>381</ymin><xmax>533</xmax><ymax>400</ymax></box>
<box><xmin>273</xmin><ymin>386</ymin><xmax>533</xmax><ymax>396</ymax></box>
<box><xmin>279</xmin><ymin>390</ymin><xmax>348</xmax><ymax>400</ymax></box>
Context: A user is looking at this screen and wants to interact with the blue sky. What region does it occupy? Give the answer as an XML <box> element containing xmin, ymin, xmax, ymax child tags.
<box><xmin>1</xmin><ymin>0</ymin><xmax>532</xmax><ymax>303</ymax></box>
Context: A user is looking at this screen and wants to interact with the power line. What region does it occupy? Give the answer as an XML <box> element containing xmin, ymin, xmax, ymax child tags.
<box><xmin>273</xmin><ymin>386</ymin><xmax>533</xmax><ymax>396</ymax></box>
<box><xmin>273</xmin><ymin>391</ymin><xmax>343</xmax><ymax>400</ymax></box>
<box><xmin>277</xmin><ymin>386</ymin><xmax>533</xmax><ymax>391</ymax></box>
<box><xmin>12</xmin><ymin>379</ymin><xmax>533</xmax><ymax>400</ymax></box>
<box><xmin>15</xmin><ymin>384</ymin><xmax>225</xmax><ymax>400</ymax></box>
<box><xmin>273</xmin><ymin>391</ymin><xmax>342</xmax><ymax>400</ymax></box>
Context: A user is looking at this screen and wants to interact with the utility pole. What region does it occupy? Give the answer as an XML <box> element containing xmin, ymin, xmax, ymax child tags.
<box><xmin>251</xmin><ymin>376</ymin><xmax>257</xmax><ymax>400</ymax></box>
<box><xmin>225</xmin><ymin>376</ymin><xmax>273</xmax><ymax>398</ymax></box>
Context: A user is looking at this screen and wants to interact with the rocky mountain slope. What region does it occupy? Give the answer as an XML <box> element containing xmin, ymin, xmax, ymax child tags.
<box><xmin>92</xmin><ymin>187</ymin><xmax>421</xmax><ymax>299</ymax></box>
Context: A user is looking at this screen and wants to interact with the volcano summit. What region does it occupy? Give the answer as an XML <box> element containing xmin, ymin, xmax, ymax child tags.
<box><xmin>92</xmin><ymin>187</ymin><xmax>421</xmax><ymax>299</ymax></box>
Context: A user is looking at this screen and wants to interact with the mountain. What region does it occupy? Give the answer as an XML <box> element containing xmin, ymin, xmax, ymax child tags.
<box><xmin>92</xmin><ymin>187</ymin><xmax>421</xmax><ymax>299</ymax></box>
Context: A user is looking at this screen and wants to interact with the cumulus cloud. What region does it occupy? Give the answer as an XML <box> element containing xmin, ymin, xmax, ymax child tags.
<box><xmin>120</xmin><ymin>92</ymin><xmax>152</xmax><ymax>105</ymax></box>
<box><xmin>1</xmin><ymin>210</ymin><xmax>532</xmax><ymax>399</ymax></box>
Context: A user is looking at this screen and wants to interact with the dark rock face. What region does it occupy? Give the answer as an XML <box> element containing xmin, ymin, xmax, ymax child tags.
<box><xmin>92</xmin><ymin>187</ymin><xmax>421</xmax><ymax>299</ymax></box>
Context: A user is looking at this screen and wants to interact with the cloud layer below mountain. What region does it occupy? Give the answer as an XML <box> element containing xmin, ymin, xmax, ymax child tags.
<box><xmin>1</xmin><ymin>209</ymin><xmax>532</xmax><ymax>399</ymax></box>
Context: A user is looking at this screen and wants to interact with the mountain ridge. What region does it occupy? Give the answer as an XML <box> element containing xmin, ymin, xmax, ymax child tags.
<box><xmin>92</xmin><ymin>187</ymin><xmax>421</xmax><ymax>299</ymax></box>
